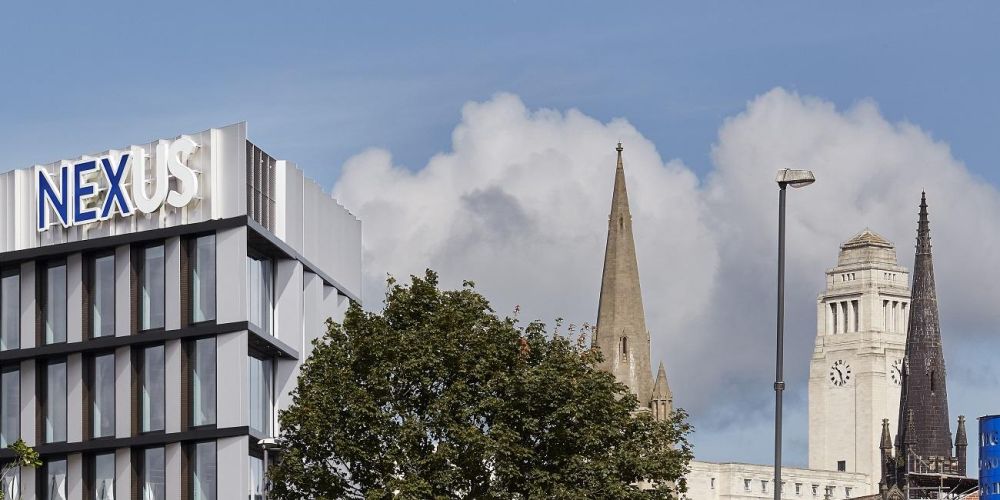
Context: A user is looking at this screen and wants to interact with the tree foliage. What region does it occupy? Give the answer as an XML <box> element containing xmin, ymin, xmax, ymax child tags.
<box><xmin>0</xmin><ymin>439</ymin><xmax>41</xmax><ymax>500</ymax></box>
<box><xmin>271</xmin><ymin>270</ymin><xmax>692</xmax><ymax>499</ymax></box>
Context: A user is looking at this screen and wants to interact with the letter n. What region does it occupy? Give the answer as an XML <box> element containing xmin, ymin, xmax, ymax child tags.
<box><xmin>37</xmin><ymin>165</ymin><xmax>72</xmax><ymax>231</ymax></box>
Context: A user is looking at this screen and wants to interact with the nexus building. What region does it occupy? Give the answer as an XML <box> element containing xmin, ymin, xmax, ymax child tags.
<box><xmin>0</xmin><ymin>123</ymin><xmax>362</xmax><ymax>499</ymax></box>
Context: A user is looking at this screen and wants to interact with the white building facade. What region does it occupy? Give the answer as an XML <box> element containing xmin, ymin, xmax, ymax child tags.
<box><xmin>808</xmin><ymin>229</ymin><xmax>909</xmax><ymax>493</ymax></box>
<box><xmin>0</xmin><ymin>123</ymin><xmax>361</xmax><ymax>499</ymax></box>
<box><xmin>684</xmin><ymin>461</ymin><xmax>869</xmax><ymax>500</ymax></box>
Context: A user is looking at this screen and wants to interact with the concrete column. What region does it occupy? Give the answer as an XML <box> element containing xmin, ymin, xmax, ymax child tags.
<box><xmin>67</xmin><ymin>353</ymin><xmax>83</xmax><ymax>443</ymax></box>
<box><xmin>274</xmin><ymin>259</ymin><xmax>303</xmax><ymax>352</ymax></box>
<box><xmin>902</xmin><ymin>303</ymin><xmax>908</xmax><ymax>334</ymax></box>
<box><xmin>824</xmin><ymin>302</ymin><xmax>832</xmax><ymax>336</ymax></box>
<box><xmin>19</xmin><ymin>261</ymin><xmax>34</xmax><ymax>349</ymax></box>
<box><xmin>68</xmin><ymin>452</ymin><xmax>83</xmax><ymax>500</ymax></box>
<box><xmin>19</xmin><ymin>360</ymin><xmax>35</xmax><ymax>446</ymax></box>
<box><xmin>67</xmin><ymin>254</ymin><xmax>83</xmax><ymax>343</ymax></box>
<box><xmin>216</xmin><ymin>227</ymin><xmax>247</xmax><ymax>325</ymax></box>
<box><xmin>115</xmin><ymin>346</ymin><xmax>132</xmax><ymax>438</ymax></box>
<box><xmin>217</xmin><ymin>331</ymin><xmax>248</xmax><ymax>429</ymax></box>
<box><xmin>115</xmin><ymin>448</ymin><xmax>131</xmax><ymax>499</ymax></box>
<box><xmin>165</xmin><ymin>339</ymin><xmax>182</xmax><ymax>433</ymax></box>
<box><xmin>166</xmin><ymin>442</ymin><xmax>183</xmax><ymax>499</ymax></box>
<box><xmin>218</xmin><ymin>435</ymin><xmax>248</xmax><ymax>496</ymax></box>
<box><xmin>165</xmin><ymin>237</ymin><xmax>181</xmax><ymax>331</ymax></box>
<box><xmin>115</xmin><ymin>245</ymin><xmax>131</xmax><ymax>337</ymax></box>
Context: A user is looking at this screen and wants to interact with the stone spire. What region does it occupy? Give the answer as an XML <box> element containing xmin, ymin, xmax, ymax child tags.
<box><xmin>595</xmin><ymin>143</ymin><xmax>654</xmax><ymax>406</ymax></box>
<box><xmin>650</xmin><ymin>362</ymin><xmax>673</xmax><ymax>421</ymax></box>
<box><xmin>955</xmin><ymin>415</ymin><xmax>968</xmax><ymax>475</ymax></box>
<box><xmin>895</xmin><ymin>192</ymin><xmax>953</xmax><ymax>461</ymax></box>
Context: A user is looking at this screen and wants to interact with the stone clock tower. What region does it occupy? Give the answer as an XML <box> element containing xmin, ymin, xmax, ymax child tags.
<box><xmin>808</xmin><ymin>229</ymin><xmax>910</xmax><ymax>492</ymax></box>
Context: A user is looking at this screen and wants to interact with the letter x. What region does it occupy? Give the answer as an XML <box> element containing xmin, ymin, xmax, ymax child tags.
<box><xmin>101</xmin><ymin>154</ymin><xmax>134</xmax><ymax>219</ymax></box>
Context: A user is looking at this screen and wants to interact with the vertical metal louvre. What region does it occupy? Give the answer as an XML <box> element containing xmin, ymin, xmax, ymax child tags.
<box><xmin>245</xmin><ymin>141</ymin><xmax>277</xmax><ymax>231</ymax></box>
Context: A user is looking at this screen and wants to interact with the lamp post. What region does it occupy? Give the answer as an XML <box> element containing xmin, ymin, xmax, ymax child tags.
<box><xmin>258</xmin><ymin>438</ymin><xmax>282</xmax><ymax>500</ymax></box>
<box><xmin>773</xmin><ymin>169</ymin><xmax>815</xmax><ymax>500</ymax></box>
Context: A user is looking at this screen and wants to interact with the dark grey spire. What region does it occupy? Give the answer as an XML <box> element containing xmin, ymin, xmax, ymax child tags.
<box><xmin>896</xmin><ymin>192</ymin><xmax>953</xmax><ymax>461</ymax></box>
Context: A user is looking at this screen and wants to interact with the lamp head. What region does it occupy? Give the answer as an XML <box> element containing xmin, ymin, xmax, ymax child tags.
<box><xmin>775</xmin><ymin>169</ymin><xmax>816</xmax><ymax>188</ymax></box>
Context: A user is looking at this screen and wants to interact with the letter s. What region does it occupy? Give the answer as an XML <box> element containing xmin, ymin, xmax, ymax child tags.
<box><xmin>166</xmin><ymin>136</ymin><xmax>199</xmax><ymax>208</ymax></box>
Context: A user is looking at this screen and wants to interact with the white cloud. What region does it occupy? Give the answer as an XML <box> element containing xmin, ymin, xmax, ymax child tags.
<box><xmin>332</xmin><ymin>88</ymin><xmax>1000</xmax><ymax>466</ymax></box>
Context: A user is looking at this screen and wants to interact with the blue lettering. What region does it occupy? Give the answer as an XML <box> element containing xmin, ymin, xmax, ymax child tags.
<box><xmin>100</xmin><ymin>153</ymin><xmax>133</xmax><ymax>219</ymax></box>
<box><xmin>37</xmin><ymin>165</ymin><xmax>71</xmax><ymax>230</ymax></box>
<box><xmin>73</xmin><ymin>160</ymin><xmax>99</xmax><ymax>223</ymax></box>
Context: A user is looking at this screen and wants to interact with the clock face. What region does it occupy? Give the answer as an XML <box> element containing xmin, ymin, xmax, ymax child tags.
<box><xmin>830</xmin><ymin>360</ymin><xmax>852</xmax><ymax>387</ymax></box>
<box><xmin>890</xmin><ymin>359</ymin><xmax>903</xmax><ymax>386</ymax></box>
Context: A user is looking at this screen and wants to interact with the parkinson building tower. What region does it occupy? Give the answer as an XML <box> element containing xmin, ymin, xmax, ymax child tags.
<box><xmin>594</xmin><ymin>143</ymin><xmax>672</xmax><ymax>420</ymax></box>
<box><xmin>809</xmin><ymin>226</ymin><xmax>910</xmax><ymax>492</ymax></box>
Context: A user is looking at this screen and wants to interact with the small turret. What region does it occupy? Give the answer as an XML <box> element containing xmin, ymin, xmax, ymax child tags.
<box><xmin>880</xmin><ymin>418</ymin><xmax>894</xmax><ymax>490</ymax></box>
<box><xmin>650</xmin><ymin>362</ymin><xmax>673</xmax><ymax>421</ymax></box>
<box><xmin>955</xmin><ymin>415</ymin><xmax>968</xmax><ymax>475</ymax></box>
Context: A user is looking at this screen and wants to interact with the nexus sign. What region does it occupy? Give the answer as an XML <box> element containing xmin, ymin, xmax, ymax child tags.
<box><xmin>36</xmin><ymin>137</ymin><xmax>200</xmax><ymax>232</ymax></box>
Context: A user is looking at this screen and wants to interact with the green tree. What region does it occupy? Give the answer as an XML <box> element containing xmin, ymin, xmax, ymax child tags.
<box><xmin>271</xmin><ymin>270</ymin><xmax>692</xmax><ymax>500</ymax></box>
<box><xmin>0</xmin><ymin>439</ymin><xmax>41</xmax><ymax>500</ymax></box>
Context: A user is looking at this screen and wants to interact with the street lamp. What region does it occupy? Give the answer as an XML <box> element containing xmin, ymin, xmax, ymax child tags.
<box><xmin>773</xmin><ymin>168</ymin><xmax>815</xmax><ymax>500</ymax></box>
<box><xmin>258</xmin><ymin>438</ymin><xmax>282</xmax><ymax>500</ymax></box>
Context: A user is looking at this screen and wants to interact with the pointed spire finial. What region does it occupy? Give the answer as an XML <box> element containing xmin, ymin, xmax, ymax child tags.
<box><xmin>881</xmin><ymin>418</ymin><xmax>893</xmax><ymax>450</ymax></box>
<box><xmin>616</xmin><ymin>142</ymin><xmax>624</xmax><ymax>170</ymax></box>
<box><xmin>956</xmin><ymin>415</ymin><xmax>968</xmax><ymax>446</ymax></box>
<box><xmin>916</xmin><ymin>191</ymin><xmax>932</xmax><ymax>255</ymax></box>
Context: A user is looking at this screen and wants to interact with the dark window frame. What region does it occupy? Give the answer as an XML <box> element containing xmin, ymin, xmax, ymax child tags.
<box><xmin>136</xmin><ymin>243</ymin><xmax>166</xmax><ymax>333</ymax></box>
<box><xmin>134</xmin><ymin>343</ymin><xmax>166</xmax><ymax>435</ymax></box>
<box><xmin>38</xmin><ymin>259</ymin><xmax>68</xmax><ymax>346</ymax></box>
<box><xmin>84</xmin><ymin>250</ymin><xmax>116</xmax><ymax>341</ymax></box>
<box><xmin>38</xmin><ymin>455</ymin><xmax>68</xmax><ymax>500</ymax></box>
<box><xmin>83</xmin><ymin>450</ymin><xmax>116</xmax><ymax>500</ymax></box>
<box><xmin>0</xmin><ymin>267</ymin><xmax>20</xmax><ymax>351</ymax></box>
<box><xmin>246</xmin><ymin>249</ymin><xmax>274</xmax><ymax>336</ymax></box>
<box><xmin>0</xmin><ymin>365</ymin><xmax>19</xmax><ymax>447</ymax></box>
<box><xmin>183</xmin><ymin>233</ymin><xmax>217</xmax><ymax>328</ymax></box>
<box><xmin>85</xmin><ymin>350</ymin><xmax>117</xmax><ymax>441</ymax></box>
<box><xmin>246</xmin><ymin>348</ymin><xmax>275</xmax><ymax>438</ymax></box>
<box><xmin>184</xmin><ymin>440</ymin><xmax>218</xmax><ymax>500</ymax></box>
<box><xmin>38</xmin><ymin>357</ymin><xmax>68</xmax><ymax>444</ymax></box>
<box><xmin>184</xmin><ymin>336</ymin><xmax>217</xmax><ymax>431</ymax></box>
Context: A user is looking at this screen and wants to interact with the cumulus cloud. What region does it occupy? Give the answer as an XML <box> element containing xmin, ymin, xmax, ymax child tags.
<box><xmin>332</xmin><ymin>89</ymin><xmax>1000</xmax><ymax>465</ymax></box>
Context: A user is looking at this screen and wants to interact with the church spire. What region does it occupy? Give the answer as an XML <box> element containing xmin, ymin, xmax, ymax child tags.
<box><xmin>896</xmin><ymin>192</ymin><xmax>953</xmax><ymax>461</ymax></box>
<box><xmin>595</xmin><ymin>142</ymin><xmax>655</xmax><ymax>406</ymax></box>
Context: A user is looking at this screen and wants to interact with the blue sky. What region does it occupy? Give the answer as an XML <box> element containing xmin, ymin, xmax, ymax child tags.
<box><xmin>3</xmin><ymin>3</ymin><xmax>999</xmax><ymax>184</ymax></box>
<box><xmin>4</xmin><ymin>1</ymin><xmax>1000</xmax><ymax>471</ymax></box>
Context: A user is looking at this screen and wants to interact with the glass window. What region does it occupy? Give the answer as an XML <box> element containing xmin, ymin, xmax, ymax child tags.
<box><xmin>191</xmin><ymin>235</ymin><xmax>216</xmax><ymax>323</ymax></box>
<box><xmin>91</xmin><ymin>254</ymin><xmax>115</xmax><ymax>338</ymax></box>
<box><xmin>1</xmin><ymin>369</ymin><xmax>19</xmax><ymax>446</ymax></box>
<box><xmin>45</xmin><ymin>263</ymin><xmax>67</xmax><ymax>344</ymax></box>
<box><xmin>141</xmin><ymin>245</ymin><xmax>165</xmax><ymax>330</ymax></box>
<box><xmin>45</xmin><ymin>458</ymin><xmax>67</xmax><ymax>500</ymax></box>
<box><xmin>142</xmin><ymin>447</ymin><xmax>165</xmax><ymax>500</ymax></box>
<box><xmin>142</xmin><ymin>345</ymin><xmax>165</xmax><ymax>432</ymax></box>
<box><xmin>46</xmin><ymin>361</ymin><xmax>67</xmax><ymax>443</ymax></box>
<box><xmin>246</xmin><ymin>255</ymin><xmax>273</xmax><ymax>335</ymax></box>
<box><xmin>249</xmin><ymin>455</ymin><xmax>264</xmax><ymax>500</ymax></box>
<box><xmin>192</xmin><ymin>441</ymin><xmax>217</xmax><ymax>500</ymax></box>
<box><xmin>1</xmin><ymin>466</ymin><xmax>18</xmax><ymax>499</ymax></box>
<box><xmin>192</xmin><ymin>338</ymin><xmax>216</xmax><ymax>427</ymax></box>
<box><xmin>92</xmin><ymin>452</ymin><xmax>114</xmax><ymax>500</ymax></box>
<box><xmin>248</xmin><ymin>356</ymin><xmax>273</xmax><ymax>435</ymax></box>
<box><xmin>92</xmin><ymin>354</ymin><xmax>115</xmax><ymax>438</ymax></box>
<box><xmin>1</xmin><ymin>270</ymin><xmax>19</xmax><ymax>350</ymax></box>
